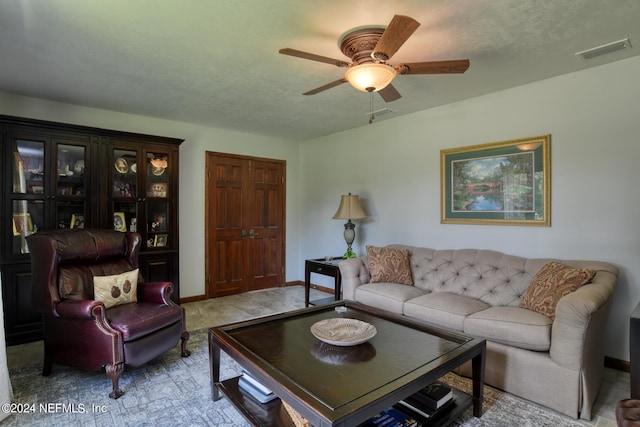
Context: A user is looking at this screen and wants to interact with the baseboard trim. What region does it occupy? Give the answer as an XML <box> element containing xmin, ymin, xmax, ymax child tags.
<box><xmin>283</xmin><ymin>280</ymin><xmax>303</xmax><ymax>287</ymax></box>
<box><xmin>180</xmin><ymin>294</ymin><xmax>207</xmax><ymax>304</ymax></box>
<box><xmin>283</xmin><ymin>281</ymin><xmax>335</xmax><ymax>295</ymax></box>
<box><xmin>180</xmin><ymin>282</ymin><xmax>329</xmax><ymax>304</ymax></box>
<box><xmin>606</xmin><ymin>356</ymin><xmax>630</xmax><ymax>372</ymax></box>
<box><xmin>305</xmin><ymin>283</ymin><xmax>335</xmax><ymax>294</ymax></box>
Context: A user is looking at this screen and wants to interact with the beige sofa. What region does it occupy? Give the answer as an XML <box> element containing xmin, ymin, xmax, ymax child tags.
<box><xmin>339</xmin><ymin>245</ymin><xmax>618</xmax><ymax>420</ymax></box>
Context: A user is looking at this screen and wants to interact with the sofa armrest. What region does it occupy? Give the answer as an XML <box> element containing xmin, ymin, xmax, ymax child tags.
<box><xmin>138</xmin><ymin>281</ymin><xmax>175</xmax><ymax>305</ymax></box>
<box><xmin>55</xmin><ymin>300</ymin><xmax>121</xmax><ymax>340</ymax></box>
<box><xmin>138</xmin><ymin>281</ymin><xmax>187</xmax><ymax>334</ymax></box>
<box><xmin>550</xmin><ymin>268</ymin><xmax>618</xmax><ymax>369</ymax></box>
<box><xmin>55</xmin><ymin>299</ymin><xmax>103</xmax><ymax>319</ymax></box>
<box><xmin>339</xmin><ymin>257</ymin><xmax>371</xmax><ymax>300</ymax></box>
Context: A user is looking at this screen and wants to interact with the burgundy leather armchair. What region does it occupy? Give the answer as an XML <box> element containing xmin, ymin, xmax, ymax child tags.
<box><xmin>28</xmin><ymin>229</ymin><xmax>190</xmax><ymax>399</ymax></box>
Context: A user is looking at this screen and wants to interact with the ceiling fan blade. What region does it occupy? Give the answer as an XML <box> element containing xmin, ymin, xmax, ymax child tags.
<box><xmin>396</xmin><ymin>59</ymin><xmax>470</xmax><ymax>75</ymax></box>
<box><xmin>279</xmin><ymin>48</ymin><xmax>350</xmax><ymax>67</ymax></box>
<box><xmin>373</xmin><ymin>15</ymin><xmax>420</xmax><ymax>61</ymax></box>
<box><xmin>303</xmin><ymin>79</ymin><xmax>348</xmax><ymax>95</ymax></box>
<box><xmin>377</xmin><ymin>84</ymin><xmax>401</xmax><ymax>102</ymax></box>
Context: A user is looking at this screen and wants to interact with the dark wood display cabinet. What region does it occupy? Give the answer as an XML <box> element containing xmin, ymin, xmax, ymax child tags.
<box><xmin>0</xmin><ymin>115</ymin><xmax>183</xmax><ymax>345</ymax></box>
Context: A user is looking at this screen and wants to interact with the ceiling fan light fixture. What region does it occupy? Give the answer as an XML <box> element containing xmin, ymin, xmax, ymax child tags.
<box><xmin>344</xmin><ymin>63</ymin><xmax>397</xmax><ymax>92</ymax></box>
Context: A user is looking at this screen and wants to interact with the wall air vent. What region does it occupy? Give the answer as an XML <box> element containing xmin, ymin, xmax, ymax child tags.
<box><xmin>575</xmin><ymin>38</ymin><xmax>632</xmax><ymax>61</ymax></box>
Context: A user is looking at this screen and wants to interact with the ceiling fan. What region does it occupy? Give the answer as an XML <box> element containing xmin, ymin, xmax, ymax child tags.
<box><xmin>279</xmin><ymin>15</ymin><xmax>470</xmax><ymax>103</ymax></box>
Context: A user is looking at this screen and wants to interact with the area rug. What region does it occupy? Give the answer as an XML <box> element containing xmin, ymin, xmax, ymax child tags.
<box><xmin>3</xmin><ymin>329</ymin><xmax>588</xmax><ymax>426</ymax></box>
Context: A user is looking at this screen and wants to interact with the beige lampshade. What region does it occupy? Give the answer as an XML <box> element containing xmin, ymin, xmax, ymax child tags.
<box><xmin>332</xmin><ymin>194</ymin><xmax>367</xmax><ymax>220</ymax></box>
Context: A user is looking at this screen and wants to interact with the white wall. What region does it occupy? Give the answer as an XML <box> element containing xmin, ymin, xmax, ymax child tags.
<box><xmin>299</xmin><ymin>55</ymin><xmax>640</xmax><ymax>362</ymax></box>
<box><xmin>0</xmin><ymin>93</ymin><xmax>301</xmax><ymax>299</ymax></box>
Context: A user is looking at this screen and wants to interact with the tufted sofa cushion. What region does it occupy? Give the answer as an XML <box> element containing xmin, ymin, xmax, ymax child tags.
<box><xmin>404</xmin><ymin>293</ymin><xmax>490</xmax><ymax>331</ymax></box>
<box><xmin>464</xmin><ymin>306</ymin><xmax>552</xmax><ymax>351</ymax></box>
<box><xmin>390</xmin><ymin>245</ymin><xmax>549</xmax><ymax>307</ymax></box>
<box><xmin>354</xmin><ymin>282</ymin><xmax>424</xmax><ymax>314</ymax></box>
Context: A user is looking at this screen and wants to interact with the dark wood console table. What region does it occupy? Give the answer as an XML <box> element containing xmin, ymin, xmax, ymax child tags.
<box><xmin>304</xmin><ymin>257</ymin><xmax>343</xmax><ymax>307</ymax></box>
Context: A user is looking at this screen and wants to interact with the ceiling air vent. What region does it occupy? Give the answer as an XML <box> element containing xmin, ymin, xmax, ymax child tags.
<box><xmin>365</xmin><ymin>108</ymin><xmax>394</xmax><ymax>117</ymax></box>
<box><xmin>575</xmin><ymin>38</ymin><xmax>632</xmax><ymax>61</ymax></box>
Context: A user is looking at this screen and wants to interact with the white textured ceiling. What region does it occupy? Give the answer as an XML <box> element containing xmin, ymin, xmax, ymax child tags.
<box><xmin>1</xmin><ymin>0</ymin><xmax>639</xmax><ymax>141</ymax></box>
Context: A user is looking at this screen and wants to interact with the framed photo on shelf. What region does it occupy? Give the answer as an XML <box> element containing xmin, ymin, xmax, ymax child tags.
<box><xmin>70</xmin><ymin>214</ymin><xmax>85</xmax><ymax>229</ymax></box>
<box><xmin>113</xmin><ymin>212</ymin><xmax>127</xmax><ymax>232</ymax></box>
<box><xmin>12</xmin><ymin>213</ymin><xmax>34</xmax><ymax>236</ymax></box>
<box><xmin>147</xmin><ymin>182</ymin><xmax>167</xmax><ymax>198</ymax></box>
<box><xmin>150</xmin><ymin>214</ymin><xmax>167</xmax><ymax>231</ymax></box>
<box><xmin>441</xmin><ymin>135</ymin><xmax>551</xmax><ymax>226</ymax></box>
<box><xmin>58</xmin><ymin>185</ymin><xmax>73</xmax><ymax>196</ymax></box>
<box><xmin>154</xmin><ymin>234</ymin><xmax>168</xmax><ymax>247</ymax></box>
<box><xmin>29</xmin><ymin>184</ymin><xmax>44</xmax><ymax>194</ymax></box>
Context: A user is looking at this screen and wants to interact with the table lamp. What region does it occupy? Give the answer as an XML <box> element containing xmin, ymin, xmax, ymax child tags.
<box><xmin>332</xmin><ymin>193</ymin><xmax>367</xmax><ymax>259</ymax></box>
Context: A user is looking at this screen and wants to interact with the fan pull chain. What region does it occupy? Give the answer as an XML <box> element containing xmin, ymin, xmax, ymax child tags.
<box><xmin>367</xmin><ymin>87</ymin><xmax>375</xmax><ymax>124</ymax></box>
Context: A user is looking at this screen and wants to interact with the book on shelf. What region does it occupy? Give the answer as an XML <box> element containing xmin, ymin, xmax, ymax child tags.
<box><xmin>240</xmin><ymin>369</ymin><xmax>273</xmax><ymax>395</ymax></box>
<box><xmin>360</xmin><ymin>406</ymin><xmax>418</xmax><ymax>427</ymax></box>
<box><xmin>411</xmin><ymin>381</ymin><xmax>453</xmax><ymax>410</ymax></box>
<box><xmin>238</xmin><ymin>377</ymin><xmax>277</xmax><ymax>403</ymax></box>
<box><xmin>396</xmin><ymin>395</ymin><xmax>456</xmax><ymax>421</ymax></box>
<box><xmin>238</xmin><ymin>370</ymin><xmax>277</xmax><ymax>404</ymax></box>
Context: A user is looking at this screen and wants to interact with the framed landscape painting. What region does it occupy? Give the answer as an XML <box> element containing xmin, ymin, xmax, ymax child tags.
<box><xmin>441</xmin><ymin>135</ymin><xmax>551</xmax><ymax>226</ymax></box>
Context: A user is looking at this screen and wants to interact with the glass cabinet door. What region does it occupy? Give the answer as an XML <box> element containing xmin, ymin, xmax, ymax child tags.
<box><xmin>145</xmin><ymin>151</ymin><xmax>170</xmax><ymax>249</ymax></box>
<box><xmin>11</xmin><ymin>200</ymin><xmax>43</xmax><ymax>254</ymax></box>
<box><xmin>8</xmin><ymin>137</ymin><xmax>93</xmax><ymax>256</ymax></box>
<box><xmin>112</xmin><ymin>149</ymin><xmax>138</xmax><ymax>198</ymax></box>
<box><xmin>12</xmin><ymin>139</ymin><xmax>45</xmax><ymax>196</ymax></box>
<box><xmin>56</xmin><ymin>143</ymin><xmax>87</xmax><ymax>229</ymax></box>
<box><xmin>108</xmin><ymin>145</ymin><xmax>173</xmax><ymax>250</ymax></box>
<box><xmin>10</xmin><ymin>139</ymin><xmax>45</xmax><ymax>255</ymax></box>
<box><xmin>111</xmin><ymin>149</ymin><xmax>139</xmax><ymax>234</ymax></box>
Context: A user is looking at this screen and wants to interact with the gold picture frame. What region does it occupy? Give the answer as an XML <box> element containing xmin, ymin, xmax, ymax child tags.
<box><xmin>12</xmin><ymin>213</ymin><xmax>34</xmax><ymax>236</ymax></box>
<box><xmin>154</xmin><ymin>234</ymin><xmax>168</xmax><ymax>247</ymax></box>
<box><xmin>113</xmin><ymin>212</ymin><xmax>127</xmax><ymax>232</ymax></box>
<box><xmin>70</xmin><ymin>214</ymin><xmax>85</xmax><ymax>229</ymax></box>
<box><xmin>441</xmin><ymin>135</ymin><xmax>551</xmax><ymax>226</ymax></box>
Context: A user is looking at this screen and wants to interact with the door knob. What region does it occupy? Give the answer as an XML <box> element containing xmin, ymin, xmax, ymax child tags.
<box><xmin>241</xmin><ymin>230</ymin><xmax>247</xmax><ymax>238</ymax></box>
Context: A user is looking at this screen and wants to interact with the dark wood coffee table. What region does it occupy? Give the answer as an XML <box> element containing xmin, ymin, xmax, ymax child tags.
<box><xmin>209</xmin><ymin>301</ymin><xmax>485</xmax><ymax>427</ymax></box>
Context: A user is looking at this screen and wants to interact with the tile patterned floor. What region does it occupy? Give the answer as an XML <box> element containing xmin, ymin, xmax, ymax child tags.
<box><xmin>6</xmin><ymin>286</ymin><xmax>629</xmax><ymax>426</ymax></box>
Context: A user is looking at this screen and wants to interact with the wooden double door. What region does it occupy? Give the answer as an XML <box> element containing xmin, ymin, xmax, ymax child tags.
<box><xmin>205</xmin><ymin>152</ymin><xmax>285</xmax><ymax>297</ymax></box>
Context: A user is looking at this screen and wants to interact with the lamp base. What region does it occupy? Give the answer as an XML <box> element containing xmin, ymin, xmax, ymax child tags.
<box><xmin>342</xmin><ymin>247</ymin><xmax>357</xmax><ymax>259</ymax></box>
<box><xmin>341</xmin><ymin>220</ymin><xmax>358</xmax><ymax>259</ymax></box>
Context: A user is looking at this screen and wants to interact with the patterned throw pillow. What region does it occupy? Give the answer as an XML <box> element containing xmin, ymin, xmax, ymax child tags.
<box><xmin>93</xmin><ymin>269</ymin><xmax>139</xmax><ymax>309</ymax></box>
<box><xmin>366</xmin><ymin>246</ymin><xmax>413</xmax><ymax>286</ymax></box>
<box><xmin>520</xmin><ymin>262</ymin><xmax>596</xmax><ymax>320</ymax></box>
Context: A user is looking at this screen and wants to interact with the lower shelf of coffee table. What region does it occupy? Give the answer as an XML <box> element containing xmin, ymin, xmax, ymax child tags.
<box><xmin>217</xmin><ymin>377</ymin><xmax>292</xmax><ymax>427</ymax></box>
<box><xmin>217</xmin><ymin>376</ymin><xmax>473</xmax><ymax>427</ymax></box>
<box><xmin>396</xmin><ymin>388</ymin><xmax>473</xmax><ymax>427</ymax></box>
